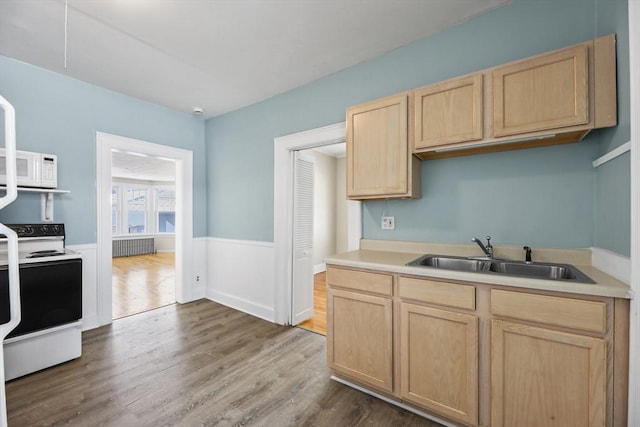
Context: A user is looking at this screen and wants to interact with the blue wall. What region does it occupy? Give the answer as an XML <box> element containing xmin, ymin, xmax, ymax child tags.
<box><xmin>593</xmin><ymin>0</ymin><xmax>631</xmax><ymax>255</ymax></box>
<box><xmin>206</xmin><ymin>0</ymin><xmax>630</xmax><ymax>255</ymax></box>
<box><xmin>1</xmin><ymin>0</ymin><xmax>629</xmax><ymax>255</ymax></box>
<box><xmin>0</xmin><ymin>56</ymin><xmax>207</xmax><ymax>244</ymax></box>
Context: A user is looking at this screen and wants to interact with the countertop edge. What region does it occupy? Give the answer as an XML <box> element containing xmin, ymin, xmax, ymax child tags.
<box><xmin>325</xmin><ymin>250</ymin><xmax>632</xmax><ymax>299</ymax></box>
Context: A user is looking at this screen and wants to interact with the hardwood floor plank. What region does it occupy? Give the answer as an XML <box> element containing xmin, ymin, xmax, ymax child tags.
<box><xmin>298</xmin><ymin>272</ymin><xmax>327</xmax><ymax>335</ymax></box>
<box><xmin>6</xmin><ymin>300</ymin><xmax>442</xmax><ymax>426</ymax></box>
<box><xmin>112</xmin><ymin>253</ymin><xmax>176</xmax><ymax>319</ymax></box>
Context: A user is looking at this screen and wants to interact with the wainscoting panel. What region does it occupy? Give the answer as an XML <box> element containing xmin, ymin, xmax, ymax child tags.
<box><xmin>67</xmin><ymin>243</ymin><xmax>99</xmax><ymax>331</ymax></box>
<box><xmin>206</xmin><ymin>238</ymin><xmax>275</xmax><ymax>322</ymax></box>
<box><xmin>191</xmin><ymin>237</ymin><xmax>207</xmax><ymax>300</ymax></box>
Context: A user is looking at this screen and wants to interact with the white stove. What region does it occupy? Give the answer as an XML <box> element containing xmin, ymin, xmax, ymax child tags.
<box><xmin>0</xmin><ymin>223</ymin><xmax>83</xmax><ymax>380</ymax></box>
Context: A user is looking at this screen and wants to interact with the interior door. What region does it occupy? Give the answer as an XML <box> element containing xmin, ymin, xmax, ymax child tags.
<box><xmin>292</xmin><ymin>151</ymin><xmax>314</xmax><ymax>324</ymax></box>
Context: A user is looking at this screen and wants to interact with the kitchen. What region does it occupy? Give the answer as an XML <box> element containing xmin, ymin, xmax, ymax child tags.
<box><xmin>0</xmin><ymin>0</ymin><xmax>638</xmax><ymax>426</ymax></box>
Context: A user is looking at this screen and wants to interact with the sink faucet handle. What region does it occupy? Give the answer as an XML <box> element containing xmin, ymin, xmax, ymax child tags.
<box><xmin>485</xmin><ymin>236</ymin><xmax>493</xmax><ymax>257</ymax></box>
<box><xmin>523</xmin><ymin>245</ymin><xmax>532</xmax><ymax>263</ymax></box>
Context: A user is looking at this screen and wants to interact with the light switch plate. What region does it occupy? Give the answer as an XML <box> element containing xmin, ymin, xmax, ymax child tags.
<box><xmin>381</xmin><ymin>216</ymin><xmax>395</xmax><ymax>230</ymax></box>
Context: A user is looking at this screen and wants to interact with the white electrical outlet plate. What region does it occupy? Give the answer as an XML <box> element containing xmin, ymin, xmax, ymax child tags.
<box><xmin>381</xmin><ymin>216</ymin><xmax>395</xmax><ymax>230</ymax></box>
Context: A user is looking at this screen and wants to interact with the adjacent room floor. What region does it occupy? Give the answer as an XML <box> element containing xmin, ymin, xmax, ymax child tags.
<box><xmin>298</xmin><ymin>271</ymin><xmax>327</xmax><ymax>335</ymax></box>
<box><xmin>112</xmin><ymin>252</ymin><xmax>176</xmax><ymax>319</ymax></box>
<box><xmin>5</xmin><ymin>300</ymin><xmax>442</xmax><ymax>426</ymax></box>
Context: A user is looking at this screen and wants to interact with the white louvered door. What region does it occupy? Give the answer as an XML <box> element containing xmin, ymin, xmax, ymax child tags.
<box><xmin>292</xmin><ymin>151</ymin><xmax>314</xmax><ymax>325</ymax></box>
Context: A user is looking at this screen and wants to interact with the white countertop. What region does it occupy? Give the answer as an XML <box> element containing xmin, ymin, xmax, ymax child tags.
<box><xmin>325</xmin><ymin>248</ymin><xmax>632</xmax><ymax>299</ymax></box>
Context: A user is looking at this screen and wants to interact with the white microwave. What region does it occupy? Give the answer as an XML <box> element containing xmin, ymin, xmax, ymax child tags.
<box><xmin>0</xmin><ymin>148</ymin><xmax>57</xmax><ymax>189</ymax></box>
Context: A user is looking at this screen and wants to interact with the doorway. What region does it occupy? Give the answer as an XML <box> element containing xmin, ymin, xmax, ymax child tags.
<box><xmin>110</xmin><ymin>150</ymin><xmax>177</xmax><ymax>319</ymax></box>
<box><xmin>273</xmin><ymin>122</ymin><xmax>361</xmax><ymax>327</ymax></box>
<box><xmin>295</xmin><ymin>144</ymin><xmax>347</xmax><ymax>335</ymax></box>
<box><xmin>96</xmin><ymin>132</ymin><xmax>194</xmax><ymax>327</ymax></box>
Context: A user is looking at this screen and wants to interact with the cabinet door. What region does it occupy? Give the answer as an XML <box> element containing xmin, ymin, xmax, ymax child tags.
<box><xmin>400</xmin><ymin>303</ymin><xmax>478</xmax><ymax>426</ymax></box>
<box><xmin>493</xmin><ymin>44</ymin><xmax>588</xmax><ymax>137</ymax></box>
<box><xmin>491</xmin><ymin>320</ymin><xmax>606</xmax><ymax>427</ymax></box>
<box><xmin>327</xmin><ymin>287</ymin><xmax>393</xmax><ymax>393</ymax></box>
<box><xmin>346</xmin><ymin>93</ymin><xmax>412</xmax><ymax>198</ymax></box>
<box><xmin>414</xmin><ymin>74</ymin><xmax>483</xmax><ymax>149</ymax></box>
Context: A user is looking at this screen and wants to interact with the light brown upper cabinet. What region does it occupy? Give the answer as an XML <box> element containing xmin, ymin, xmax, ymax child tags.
<box><xmin>414</xmin><ymin>73</ymin><xmax>483</xmax><ymax>149</ymax></box>
<box><xmin>412</xmin><ymin>34</ymin><xmax>616</xmax><ymax>160</ymax></box>
<box><xmin>493</xmin><ymin>44</ymin><xmax>588</xmax><ymax>137</ymax></box>
<box><xmin>346</xmin><ymin>92</ymin><xmax>420</xmax><ymax>200</ymax></box>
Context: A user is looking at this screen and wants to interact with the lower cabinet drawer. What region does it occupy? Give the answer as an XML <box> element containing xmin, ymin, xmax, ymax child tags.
<box><xmin>491</xmin><ymin>289</ymin><xmax>607</xmax><ymax>333</ymax></box>
<box><xmin>399</xmin><ymin>276</ymin><xmax>476</xmax><ymax>310</ymax></box>
<box><xmin>327</xmin><ymin>267</ymin><xmax>393</xmax><ymax>296</ymax></box>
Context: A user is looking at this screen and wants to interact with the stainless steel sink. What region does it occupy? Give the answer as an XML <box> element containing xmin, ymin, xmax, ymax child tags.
<box><xmin>408</xmin><ymin>255</ymin><xmax>491</xmax><ymax>272</ymax></box>
<box><xmin>407</xmin><ymin>255</ymin><xmax>595</xmax><ymax>284</ymax></box>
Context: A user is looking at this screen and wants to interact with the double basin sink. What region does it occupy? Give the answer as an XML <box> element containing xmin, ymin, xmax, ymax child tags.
<box><xmin>407</xmin><ymin>254</ymin><xmax>594</xmax><ymax>284</ymax></box>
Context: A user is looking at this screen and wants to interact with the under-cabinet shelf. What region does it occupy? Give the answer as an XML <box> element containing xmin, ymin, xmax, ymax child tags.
<box><xmin>0</xmin><ymin>186</ymin><xmax>70</xmax><ymax>222</ymax></box>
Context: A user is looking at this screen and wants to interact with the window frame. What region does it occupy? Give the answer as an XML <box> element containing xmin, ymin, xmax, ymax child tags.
<box><xmin>111</xmin><ymin>180</ymin><xmax>176</xmax><ymax>236</ymax></box>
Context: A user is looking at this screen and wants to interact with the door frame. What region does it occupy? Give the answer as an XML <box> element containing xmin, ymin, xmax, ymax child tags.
<box><xmin>273</xmin><ymin>122</ymin><xmax>361</xmax><ymax>325</ymax></box>
<box><xmin>628</xmin><ymin>0</ymin><xmax>640</xmax><ymax>423</ymax></box>
<box><xmin>96</xmin><ymin>132</ymin><xmax>194</xmax><ymax>326</ymax></box>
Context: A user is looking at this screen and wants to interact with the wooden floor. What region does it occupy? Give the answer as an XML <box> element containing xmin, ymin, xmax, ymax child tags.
<box><xmin>298</xmin><ymin>272</ymin><xmax>327</xmax><ymax>335</ymax></box>
<box><xmin>5</xmin><ymin>300</ymin><xmax>442</xmax><ymax>427</ymax></box>
<box><xmin>112</xmin><ymin>253</ymin><xmax>175</xmax><ymax>320</ymax></box>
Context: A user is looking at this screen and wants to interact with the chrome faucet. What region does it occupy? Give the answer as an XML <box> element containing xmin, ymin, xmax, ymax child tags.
<box><xmin>472</xmin><ymin>236</ymin><xmax>493</xmax><ymax>258</ymax></box>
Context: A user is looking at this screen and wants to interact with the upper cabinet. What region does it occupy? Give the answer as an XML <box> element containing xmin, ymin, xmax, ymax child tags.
<box><xmin>347</xmin><ymin>92</ymin><xmax>420</xmax><ymax>200</ymax></box>
<box><xmin>412</xmin><ymin>34</ymin><xmax>616</xmax><ymax>159</ymax></box>
<box><xmin>493</xmin><ymin>44</ymin><xmax>589</xmax><ymax>137</ymax></box>
<box><xmin>345</xmin><ymin>34</ymin><xmax>617</xmax><ymax>198</ymax></box>
<box><xmin>414</xmin><ymin>73</ymin><xmax>484</xmax><ymax>150</ymax></box>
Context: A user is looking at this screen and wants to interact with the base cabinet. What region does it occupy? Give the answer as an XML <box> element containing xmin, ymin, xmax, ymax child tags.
<box><xmin>327</xmin><ymin>287</ymin><xmax>394</xmax><ymax>393</ymax></box>
<box><xmin>491</xmin><ymin>320</ymin><xmax>606</xmax><ymax>427</ymax></box>
<box><xmin>326</xmin><ymin>266</ymin><xmax>627</xmax><ymax>427</ymax></box>
<box><xmin>400</xmin><ymin>303</ymin><xmax>478</xmax><ymax>426</ymax></box>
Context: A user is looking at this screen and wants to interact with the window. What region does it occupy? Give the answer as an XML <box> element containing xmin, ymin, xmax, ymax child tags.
<box><xmin>126</xmin><ymin>188</ymin><xmax>147</xmax><ymax>234</ymax></box>
<box><xmin>111</xmin><ymin>183</ymin><xmax>175</xmax><ymax>235</ymax></box>
<box><xmin>156</xmin><ymin>189</ymin><xmax>176</xmax><ymax>233</ymax></box>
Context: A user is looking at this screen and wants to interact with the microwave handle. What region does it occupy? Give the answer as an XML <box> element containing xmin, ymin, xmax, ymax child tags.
<box><xmin>0</xmin><ymin>94</ymin><xmax>18</xmax><ymax>208</ymax></box>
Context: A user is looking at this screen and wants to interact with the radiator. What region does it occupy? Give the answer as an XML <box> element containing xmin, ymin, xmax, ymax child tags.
<box><xmin>112</xmin><ymin>237</ymin><xmax>155</xmax><ymax>257</ymax></box>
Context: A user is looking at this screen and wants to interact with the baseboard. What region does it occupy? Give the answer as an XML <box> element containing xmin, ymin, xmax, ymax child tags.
<box><xmin>313</xmin><ymin>263</ymin><xmax>326</xmax><ymax>274</ymax></box>
<box><xmin>591</xmin><ymin>247</ymin><xmax>631</xmax><ymax>284</ymax></box>
<box><xmin>330</xmin><ymin>376</ymin><xmax>458</xmax><ymax>427</ymax></box>
<box><xmin>81</xmin><ymin>314</ymin><xmax>99</xmax><ymax>331</ymax></box>
<box><xmin>208</xmin><ymin>290</ymin><xmax>274</xmax><ymax>322</ymax></box>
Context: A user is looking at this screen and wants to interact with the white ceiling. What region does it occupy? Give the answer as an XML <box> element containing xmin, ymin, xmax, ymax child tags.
<box><xmin>112</xmin><ymin>150</ymin><xmax>175</xmax><ymax>182</ymax></box>
<box><xmin>313</xmin><ymin>142</ymin><xmax>346</xmax><ymax>158</ymax></box>
<box><xmin>0</xmin><ymin>0</ymin><xmax>510</xmax><ymax>119</ymax></box>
